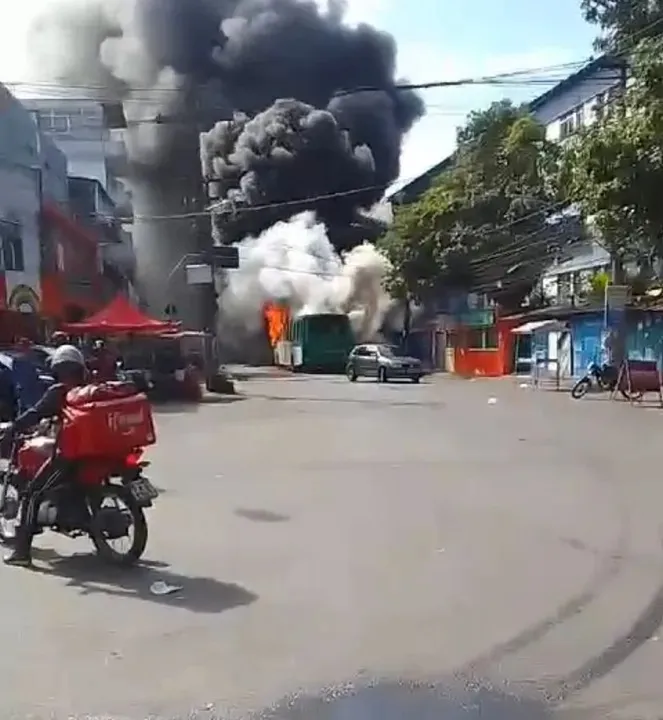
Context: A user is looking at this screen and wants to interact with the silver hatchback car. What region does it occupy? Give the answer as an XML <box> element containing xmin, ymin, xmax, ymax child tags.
<box><xmin>346</xmin><ymin>343</ymin><xmax>423</xmax><ymax>383</ymax></box>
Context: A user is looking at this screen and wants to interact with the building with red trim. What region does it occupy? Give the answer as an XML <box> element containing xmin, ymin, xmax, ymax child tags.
<box><xmin>0</xmin><ymin>83</ymin><xmax>111</xmax><ymax>342</ymax></box>
<box><xmin>40</xmin><ymin>202</ymin><xmax>103</xmax><ymax>323</ymax></box>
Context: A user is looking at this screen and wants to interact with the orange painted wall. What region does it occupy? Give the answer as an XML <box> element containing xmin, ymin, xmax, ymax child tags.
<box><xmin>453</xmin><ymin>317</ymin><xmax>520</xmax><ymax>377</ymax></box>
<box><xmin>454</xmin><ymin>347</ymin><xmax>503</xmax><ymax>376</ymax></box>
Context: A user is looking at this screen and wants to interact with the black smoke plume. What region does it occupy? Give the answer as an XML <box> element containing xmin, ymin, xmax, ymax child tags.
<box><xmin>28</xmin><ymin>0</ymin><xmax>424</xmax><ymax>319</ymax></box>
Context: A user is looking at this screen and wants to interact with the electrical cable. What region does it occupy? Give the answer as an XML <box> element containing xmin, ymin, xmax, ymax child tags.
<box><xmin>17</xmin><ymin>15</ymin><xmax>662</xmax><ymax>289</ymax></box>
<box><xmin>112</xmin><ymin>50</ymin><xmax>639</xmax><ymax>224</ymax></box>
<box><xmin>170</xmin><ymin>20</ymin><xmax>663</xmax><ymax>285</ymax></box>
<box><xmin>3</xmin><ymin>60</ymin><xmax>594</xmax><ymax>97</ymax></box>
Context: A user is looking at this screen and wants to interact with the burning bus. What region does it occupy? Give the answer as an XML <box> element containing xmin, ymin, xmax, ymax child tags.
<box><xmin>264</xmin><ymin>303</ymin><xmax>355</xmax><ymax>372</ymax></box>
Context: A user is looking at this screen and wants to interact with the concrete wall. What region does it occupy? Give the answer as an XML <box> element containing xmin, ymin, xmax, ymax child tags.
<box><xmin>0</xmin><ymin>84</ymin><xmax>68</xmax><ymax>312</ymax></box>
<box><xmin>21</xmin><ymin>99</ymin><xmax>109</xmax><ymax>184</ymax></box>
<box><xmin>0</xmin><ymin>163</ymin><xmax>42</xmax><ymax>311</ymax></box>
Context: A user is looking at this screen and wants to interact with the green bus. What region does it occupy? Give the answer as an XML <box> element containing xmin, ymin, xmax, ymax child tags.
<box><xmin>278</xmin><ymin>313</ymin><xmax>355</xmax><ymax>372</ymax></box>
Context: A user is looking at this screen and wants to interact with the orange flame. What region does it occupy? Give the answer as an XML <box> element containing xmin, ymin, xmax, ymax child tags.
<box><xmin>264</xmin><ymin>303</ymin><xmax>289</xmax><ymax>347</ymax></box>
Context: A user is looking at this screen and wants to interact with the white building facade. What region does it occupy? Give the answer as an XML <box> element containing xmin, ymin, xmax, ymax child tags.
<box><xmin>530</xmin><ymin>56</ymin><xmax>626</xmax><ymax>305</ymax></box>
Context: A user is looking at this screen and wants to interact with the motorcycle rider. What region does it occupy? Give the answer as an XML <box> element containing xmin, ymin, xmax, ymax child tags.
<box><xmin>2</xmin><ymin>344</ymin><xmax>87</xmax><ymax>567</ymax></box>
<box><xmin>87</xmin><ymin>339</ymin><xmax>117</xmax><ymax>382</ymax></box>
<box><xmin>50</xmin><ymin>331</ymin><xmax>68</xmax><ymax>348</ymax></box>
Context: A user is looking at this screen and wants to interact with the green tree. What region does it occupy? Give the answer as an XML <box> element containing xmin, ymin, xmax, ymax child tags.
<box><xmin>581</xmin><ymin>0</ymin><xmax>663</xmax><ymax>50</ymax></box>
<box><xmin>380</xmin><ymin>100</ymin><xmax>564</xmax><ymax>304</ymax></box>
<box><xmin>560</xmin><ymin>37</ymin><xmax>663</xmax><ymax>278</ymax></box>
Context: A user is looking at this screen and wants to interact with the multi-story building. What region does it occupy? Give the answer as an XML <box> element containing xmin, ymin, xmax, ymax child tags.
<box><xmin>21</xmin><ymin>99</ymin><xmax>126</xmax><ymax>194</ymax></box>
<box><xmin>530</xmin><ymin>55</ymin><xmax>626</xmax><ymax>142</ymax></box>
<box><xmin>0</xmin><ymin>83</ymin><xmax>112</xmax><ymax>338</ymax></box>
<box><xmin>530</xmin><ymin>56</ymin><xmax>626</xmax><ymax>304</ymax></box>
<box><xmin>20</xmin><ymin>97</ymin><xmax>137</xmax><ymax>301</ymax></box>
<box><xmin>0</xmin><ymin>83</ymin><xmax>50</xmax><ymax>333</ymax></box>
<box><xmin>389</xmin><ymin>55</ymin><xmax>626</xmax><ymax>308</ymax></box>
<box><xmin>67</xmin><ymin>176</ymin><xmax>136</xmax><ymax>301</ymax></box>
<box><xmin>382</xmin><ymin>57</ymin><xmax>628</xmax><ymax>373</ymax></box>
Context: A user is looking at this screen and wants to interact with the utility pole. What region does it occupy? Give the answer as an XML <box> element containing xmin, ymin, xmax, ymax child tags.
<box><xmin>611</xmin><ymin>58</ymin><xmax>629</xmax><ymax>286</ymax></box>
<box><xmin>189</xmin><ymin>94</ymin><xmax>220</xmax><ymax>334</ymax></box>
<box><xmin>606</xmin><ymin>58</ymin><xmax>630</xmax><ymax>367</ymax></box>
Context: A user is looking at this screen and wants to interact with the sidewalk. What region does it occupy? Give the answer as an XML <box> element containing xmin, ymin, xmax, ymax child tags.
<box><xmin>427</xmin><ymin>371</ymin><xmax>576</xmax><ymax>391</ymax></box>
<box><xmin>222</xmin><ymin>364</ymin><xmax>292</xmax><ymax>381</ymax></box>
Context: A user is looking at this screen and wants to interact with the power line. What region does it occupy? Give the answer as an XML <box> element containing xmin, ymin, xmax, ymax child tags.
<box><xmin>128</xmin><ymin>183</ymin><xmax>393</xmax><ymax>223</ymax></box>
<box><xmin>3</xmin><ymin>60</ymin><xmax>592</xmax><ymax>98</ymax></box>
<box><xmin>610</xmin><ymin>14</ymin><xmax>663</xmax><ymax>56</ymax></box>
<box><xmin>21</xmin><ymin>20</ymin><xmax>657</xmax><ymax>260</ymax></box>
<box><xmin>410</xmin><ymin>55</ymin><xmax>646</xmax><ymax>275</ymax></box>
<box><xmin>218</xmin><ymin>23</ymin><xmax>663</xmax><ymax>288</ymax></box>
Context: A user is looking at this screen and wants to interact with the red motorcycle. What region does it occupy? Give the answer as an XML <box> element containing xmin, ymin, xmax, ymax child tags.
<box><xmin>0</xmin><ymin>383</ymin><xmax>158</xmax><ymax>566</ymax></box>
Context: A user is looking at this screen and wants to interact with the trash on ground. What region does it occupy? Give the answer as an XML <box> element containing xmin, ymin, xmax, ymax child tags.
<box><xmin>487</xmin><ymin>397</ymin><xmax>497</xmax><ymax>404</ymax></box>
<box><xmin>150</xmin><ymin>580</ymin><xmax>182</xmax><ymax>596</ymax></box>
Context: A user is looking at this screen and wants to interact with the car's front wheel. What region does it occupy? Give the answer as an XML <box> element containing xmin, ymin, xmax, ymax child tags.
<box><xmin>347</xmin><ymin>365</ymin><xmax>358</xmax><ymax>382</ymax></box>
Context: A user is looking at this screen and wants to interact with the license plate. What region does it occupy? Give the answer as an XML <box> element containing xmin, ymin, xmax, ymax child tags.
<box><xmin>129</xmin><ymin>477</ymin><xmax>159</xmax><ymax>503</ymax></box>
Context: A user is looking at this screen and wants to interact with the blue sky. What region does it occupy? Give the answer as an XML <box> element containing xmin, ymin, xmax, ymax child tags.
<box><xmin>0</xmin><ymin>0</ymin><xmax>599</xmax><ymax>185</ymax></box>
<box><xmin>345</xmin><ymin>0</ymin><xmax>599</xmax><ymax>183</ymax></box>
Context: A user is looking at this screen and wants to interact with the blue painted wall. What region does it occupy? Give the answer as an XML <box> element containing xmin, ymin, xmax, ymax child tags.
<box><xmin>626</xmin><ymin>312</ymin><xmax>663</xmax><ymax>367</ymax></box>
<box><xmin>569</xmin><ymin>313</ymin><xmax>604</xmax><ymax>374</ymax></box>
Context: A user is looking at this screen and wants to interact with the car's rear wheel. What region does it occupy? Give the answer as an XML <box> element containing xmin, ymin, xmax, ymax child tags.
<box><xmin>411</xmin><ymin>375</ymin><xmax>421</xmax><ymax>383</ymax></box>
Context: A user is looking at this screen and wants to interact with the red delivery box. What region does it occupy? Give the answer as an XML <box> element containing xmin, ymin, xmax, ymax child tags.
<box><xmin>59</xmin><ymin>382</ymin><xmax>156</xmax><ymax>460</ymax></box>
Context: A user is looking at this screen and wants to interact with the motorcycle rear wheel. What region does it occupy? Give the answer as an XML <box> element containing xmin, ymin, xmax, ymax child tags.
<box><xmin>89</xmin><ymin>484</ymin><xmax>147</xmax><ymax>566</ymax></box>
<box><xmin>0</xmin><ymin>478</ymin><xmax>20</xmax><ymax>545</ymax></box>
<box><xmin>571</xmin><ymin>377</ymin><xmax>592</xmax><ymax>399</ymax></box>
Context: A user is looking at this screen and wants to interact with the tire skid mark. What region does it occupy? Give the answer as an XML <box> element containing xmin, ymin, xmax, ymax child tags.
<box><xmin>459</xmin><ymin>524</ymin><xmax>627</xmax><ymax>682</ymax></box>
<box><xmin>544</xmin><ymin>566</ymin><xmax>663</xmax><ymax>703</ymax></box>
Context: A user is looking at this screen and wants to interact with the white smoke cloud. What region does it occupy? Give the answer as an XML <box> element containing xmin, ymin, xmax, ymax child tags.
<box><xmin>220</xmin><ymin>211</ymin><xmax>391</xmax><ymax>339</ymax></box>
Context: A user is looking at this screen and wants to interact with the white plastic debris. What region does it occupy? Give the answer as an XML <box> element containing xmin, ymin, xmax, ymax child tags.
<box><xmin>487</xmin><ymin>397</ymin><xmax>497</xmax><ymax>404</ymax></box>
<box><xmin>149</xmin><ymin>580</ymin><xmax>182</xmax><ymax>596</ymax></box>
<box><xmin>519</xmin><ymin>383</ymin><xmax>529</xmax><ymax>389</ymax></box>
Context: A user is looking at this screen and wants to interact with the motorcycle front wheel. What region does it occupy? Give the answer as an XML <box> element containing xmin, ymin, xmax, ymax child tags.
<box><xmin>571</xmin><ymin>377</ymin><xmax>592</xmax><ymax>399</ymax></box>
<box><xmin>89</xmin><ymin>484</ymin><xmax>148</xmax><ymax>566</ymax></box>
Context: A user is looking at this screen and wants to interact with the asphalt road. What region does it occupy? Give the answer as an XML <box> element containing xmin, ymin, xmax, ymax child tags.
<box><xmin>2</xmin><ymin>374</ymin><xmax>663</xmax><ymax>719</ymax></box>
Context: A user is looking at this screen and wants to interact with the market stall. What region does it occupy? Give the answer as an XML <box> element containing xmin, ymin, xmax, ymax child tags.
<box><xmin>62</xmin><ymin>296</ymin><xmax>178</xmax><ymax>335</ymax></box>
<box><xmin>62</xmin><ymin>297</ymin><xmax>202</xmax><ymax>401</ymax></box>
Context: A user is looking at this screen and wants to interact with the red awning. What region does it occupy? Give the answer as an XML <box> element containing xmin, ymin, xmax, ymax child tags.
<box><xmin>62</xmin><ymin>295</ymin><xmax>179</xmax><ymax>334</ymax></box>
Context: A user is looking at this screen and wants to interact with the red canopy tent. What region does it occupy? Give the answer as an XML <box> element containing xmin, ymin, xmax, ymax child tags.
<box><xmin>62</xmin><ymin>296</ymin><xmax>179</xmax><ymax>335</ymax></box>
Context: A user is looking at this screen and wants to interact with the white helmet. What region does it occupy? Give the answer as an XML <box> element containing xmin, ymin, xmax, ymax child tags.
<box><xmin>50</xmin><ymin>344</ymin><xmax>85</xmax><ymax>369</ymax></box>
